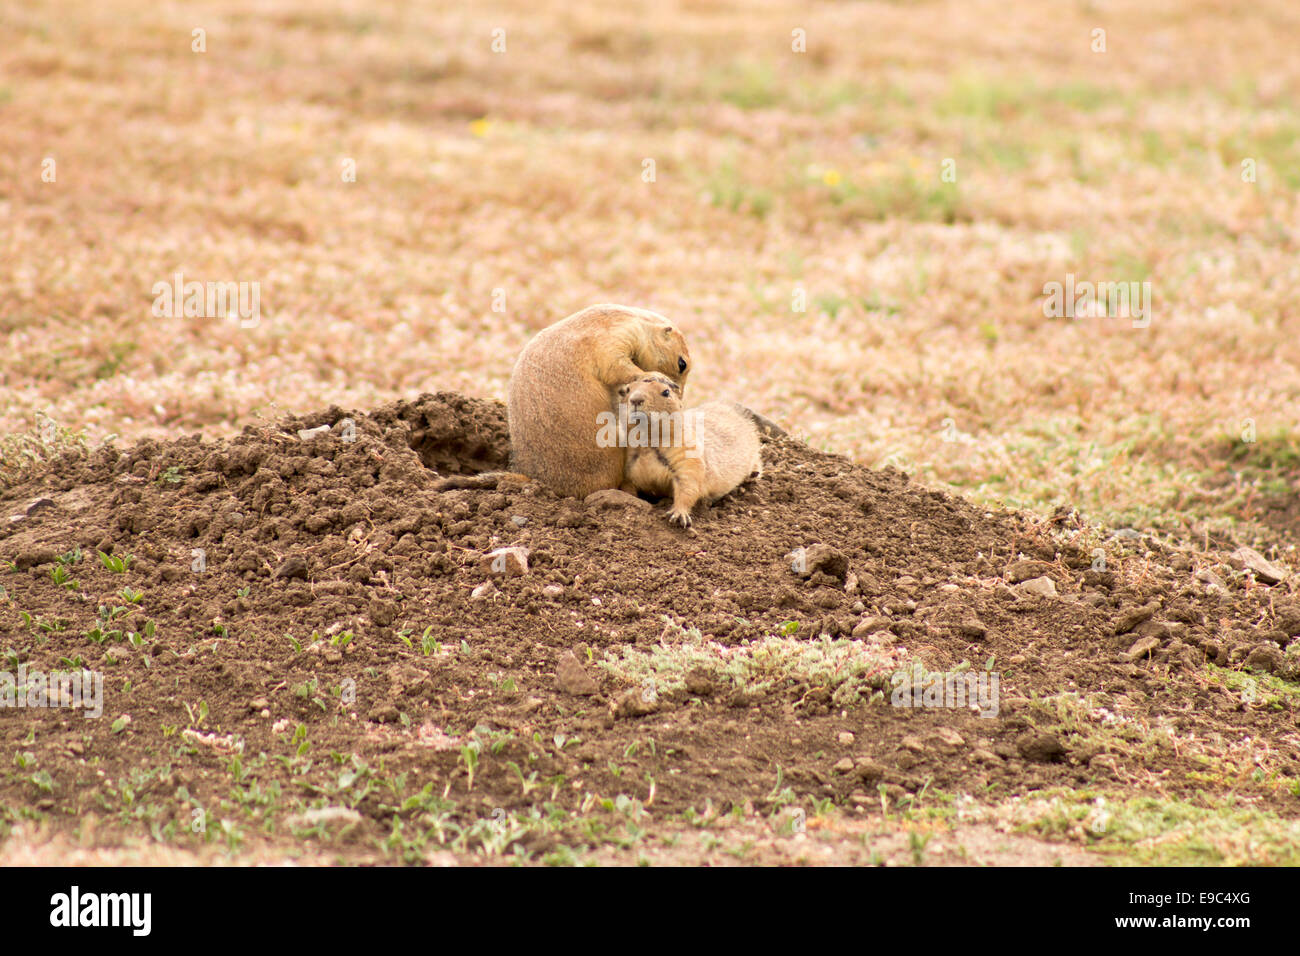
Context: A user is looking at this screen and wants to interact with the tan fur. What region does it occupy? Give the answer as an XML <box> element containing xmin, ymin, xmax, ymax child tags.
<box><xmin>617</xmin><ymin>374</ymin><xmax>763</xmax><ymax>527</ymax></box>
<box><xmin>507</xmin><ymin>305</ymin><xmax>690</xmax><ymax>498</ymax></box>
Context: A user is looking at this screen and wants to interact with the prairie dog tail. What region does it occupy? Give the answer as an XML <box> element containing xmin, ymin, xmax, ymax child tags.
<box><xmin>432</xmin><ymin>471</ymin><xmax>533</xmax><ymax>492</ymax></box>
<box><xmin>732</xmin><ymin>404</ymin><xmax>787</xmax><ymax>439</ymax></box>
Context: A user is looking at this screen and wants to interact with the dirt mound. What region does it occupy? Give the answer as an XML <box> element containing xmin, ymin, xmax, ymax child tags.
<box><xmin>2</xmin><ymin>393</ymin><xmax>1298</xmax><ymax>862</ymax></box>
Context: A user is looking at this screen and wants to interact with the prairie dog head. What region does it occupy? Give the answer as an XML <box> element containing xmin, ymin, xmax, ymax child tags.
<box><xmin>617</xmin><ymin>374</ymin><xmax>683</xmax><ymax>415</ymax></box>
<box><xmin>631</xmin><ymin>315</ymin><xmax>690</xmax><ymax>393</ymax></box>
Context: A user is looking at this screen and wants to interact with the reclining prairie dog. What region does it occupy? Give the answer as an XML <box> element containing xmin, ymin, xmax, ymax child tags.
<box><xmin>507</xmin><ymin>305</ymin><xmax>691</xmax><ymax>498</ymax></box>
<box><xmin>617</xmin><ymin>374</ymin><xmax>764</xmax><ymax>528</ymax></box>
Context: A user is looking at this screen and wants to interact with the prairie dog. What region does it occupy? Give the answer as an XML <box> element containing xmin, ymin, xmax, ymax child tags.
<box><xmin>617</xmin><ymin>374</ymin><xmax>763</xmax><ymax>527</ymax></box>
<box><xmin>507</xmin><ymin>305</ymin><xmax>690</xmax><ymax>498</ymax></box>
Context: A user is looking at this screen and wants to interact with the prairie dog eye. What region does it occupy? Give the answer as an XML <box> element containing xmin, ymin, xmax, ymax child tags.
<box><xmin>677</xmin><ymin>357</ymin><xmax>687</xmax><ymax>373</ymax></box>
<box><xmin>661</xmin><ymin>389</ymin><xmax>670</xmax><ymax>397</ymax></box>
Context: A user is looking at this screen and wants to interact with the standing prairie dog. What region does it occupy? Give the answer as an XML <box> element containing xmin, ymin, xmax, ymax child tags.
<box><xmin>617</xmin><ymin>374</ymin><xmax>763</xmax><ymax>527</ymax></box>
<box><xmin>507</xmin><ymin>305</ymin><xmax>690</xmax><ymax>498</ymax></box>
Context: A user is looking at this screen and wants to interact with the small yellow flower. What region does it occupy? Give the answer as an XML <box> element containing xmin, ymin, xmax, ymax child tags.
<box><xmin>822</xmin><ymin>169</ymin><xmax>842</xmax><ymax>187</ymax></box>
<box><xmin>469</xmin><ymin>118</ymin><xmax>491</xmax><ymax>138</ymax></box>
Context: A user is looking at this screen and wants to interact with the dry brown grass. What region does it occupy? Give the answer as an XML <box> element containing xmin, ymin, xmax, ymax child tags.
<box><xmin>2</xmin><ymin>0</ymin><xmax>1298</xmax><ymax>532</ymax></box>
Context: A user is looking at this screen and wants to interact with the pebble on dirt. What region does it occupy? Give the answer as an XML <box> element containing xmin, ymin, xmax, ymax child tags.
<box><xmin>273</xmin><ymin>555</ymin><xmax>309</xmax><ymax>580</ymax></box>
<box><xmin>1124</xmin><ymin>636</ymin><xmax>1160</xmax><ymax>661</ymax></box>
<box><xmin>480</xmin><ymin>546</ymin><xmax>529</xmax><ymax>577</ymax></box>
<box><xmin>556</xmin><ymin>651</ymin><xmax>599</xmax><ymax>696</ymax></box>
<box><xmin>1013</xmin><ymin>576</ymin><xmax>1057</xmax><ymax>598</ymax></box>
<box><xmin>1230</xmin><ymin>547</ymin><xmax>1288</xmax><ymax>585</ymax></box>
<box><xmin>1017</xmin><ymin>732</ymin><xmax>1066</xmax><ymax>763</ymax></box>
<box><xmin>583</xmin><ymin>489</ymin><xmax>652</xmax><ymax>511</ymax></box>
<box><xmin>789</xmin><ymin>543</ymin><xmax>849</xmax><ymax>583</ymax></box>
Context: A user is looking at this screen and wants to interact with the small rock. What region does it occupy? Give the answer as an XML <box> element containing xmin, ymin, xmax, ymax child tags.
<box><xmin>22</xmin><ymin>497</ymin><xmax>55</xmax><ymax>517</ymax></box>
<box><xmin>369</xmin><ymin>599</ymin><xmax>398</xmax><ymax>627</ymax></box>
<box><xmin>789</xmin><ymin>544</ymin><xmax>849</xmax><ymax>583</ymax></box>
<box><xmin>900</xmin><ymin>736</ymin><xmax>926</xmax><ymax>753</ymax></box>
<box><xmin>837</xmin><ymin>731</ymin><xmax>855</xmax><ymax>747</ymax></box>
<box><xmin>510</xmin><ymin>515</ymin><xmax>529</xmax><ymax>527</ymax></box>
<box><xmin>296</xmin><ymin>425</ymin><xmax>331</xmax><ymax>441</ymax></box>
<box><xmin>612</xmin><ymin>689</ymin><xmax>657</xmax><ymax>719</ymax></box>
<box><xmin>367</xmin><ymin>704</ymin><xmax>400</xmax><ymax>724</ymax></box>
<box><xmin>273</xmin><ymin>555</ymin><xmax>309</xmax><ymax>581</ymax></box>
<box><xmin>584</xmin><ymin>489</ymin><xmax>652</xmax><ymax>511</ymax></box>
<box><xmin>388</xmin><ymin>664</ymin><xmax>431</xmax><ymax>695</ymax></box>
<box><xmin>1082</xmin><ymin>570</ymin><xmax>1116</xmax><ymax>589</ymax></box>
<box><xmin>1005</xmin><ymin>559</ymin><xmax>1053</xmax><ymax>584</ymax></box>
<box><xmin>247</xmin><ymin>697</ymin><xmax>270</xmax><ymax>712</ymax></box>
<box><xmin>970</xmin><ymin>748</ymin><xmax>1002</xmax><ymax>764</ymax></box>
<box><xmin>1014</xmin><ymin>576</ymin><xmax>1057</xmax><ymax>598</ymax></box>
<box><xmin>1125</xmin><ymin>636</ymin><xmax>1160</xmax><ymax>661</ymax></box>
<box><xmin>470</xmin><ymin>581</ymin><xmax>497</xmax><ymax>600</ymax></box>
<box><xmin>1133</xmin><ymin>618</ymin><xmax>1170</xmax><ymax>641</ymax></box>
<box><xmin>851</xmin><ymin>615</ymin><xmax>890</xmax><ymax>638</ymax></box>
<box><xmin>13</xmin><ymin>548</ymin><xmax>57</xmax><ymax>571</ymax></box>
<box><xmin>1017</xmin><ymin>732</ymin><xmax>1065</xmax><ymax>763</ymax></box>
<box><xmin>1114</xmin><ymin>601</ymin><xmax>1159</xmax><ymax>634</ymax></box>
<box><xmin>931</xmin><ymin>728</ymin><xmax>965</xmax><ymax>751</ymax></box>
<box><xmin>542</xmin><ymin>584</ymin><xmax>564</xmax><ymax>599</ymax></box>
<box><xmin>1230</xmin><ymin>547</ymin><xmax>1288</xmax><ymax>585</ymax></box>
<box><xmin>556</xmin><ymin>651</ymin><xmax>598</xmax><ymax>696</ymax></box>
<box><xmin>1244</xmin><ymin>644</ymin><xmax>1284</xmax><ymax>674</ymax></box>
<box><xmin>480</xmin><ymin>546</ymin><xmax>529</xmax><ymax>577</ymax></box>
<box><xmin>832</xmin><ymin>757</ymin><xmax>855</xmax><ymax>774</ymax></box>
<box><xmin>855</xmin><ymin>758</ymin><xmax>886</xmax><ymax>783</ymax></box>
<box><xmin>1276</xmin><ymin>604</ymin><xmax>1300</xmax><ymax>637</ymax></box>
<box><xmin>1195</xmin><ymin>568</ymin><xmax>1225</xmax><ymax>589</ymax></box>
<box><xmin>878</xmin><ymin>783</ymin><xmax>907</xmax><ymax>804</ymax></box>
<box><xmin>684</xmin><ymin>669</ymin><xmax>714</xmax><ymax>697</ymax></box>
